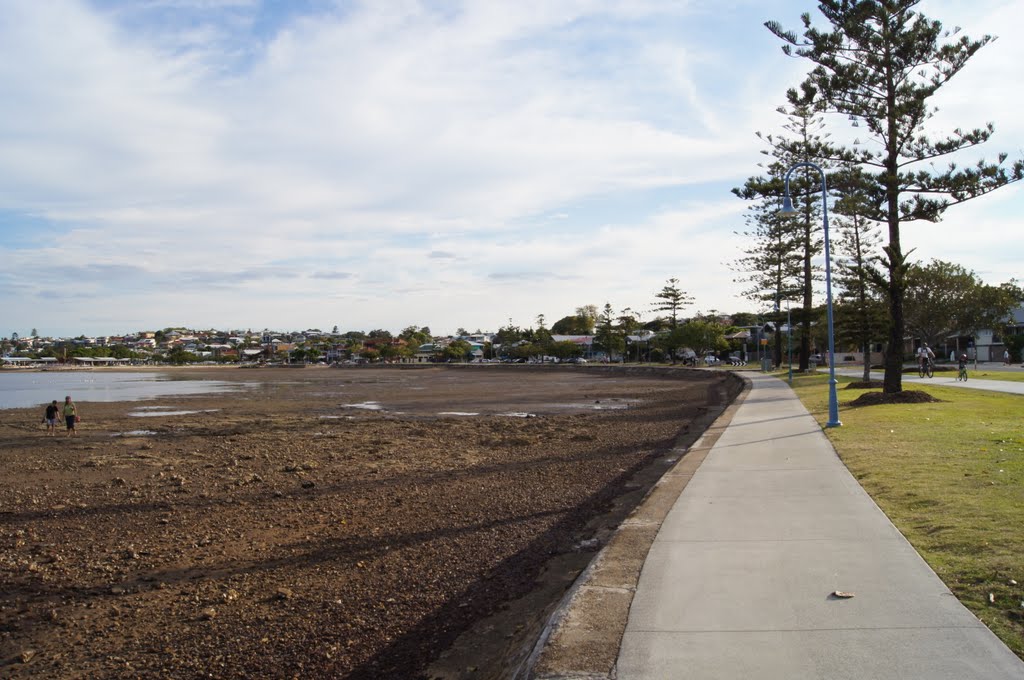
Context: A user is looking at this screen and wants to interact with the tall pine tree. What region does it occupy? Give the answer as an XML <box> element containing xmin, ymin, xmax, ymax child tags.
<box><xmin>767</xmin><ymin>0</ymin><xmax>1024</xmax><ymax>393</ymax></box>
<box><xmin>653</xmin><ymin>278</ymin><xmax>692</xmax><ymax>330</ymax></box>
<box><xmin>652</xmin><ymin>278</ymin><xmax>693</xmax><ymax>363</ymax></box>
<box><xmin>832</xmin><ymin>170</ymin><xmax>888</xmax><ymax>381</ymax></box>
<box><xmin>731</xmin><ymin>199</ymin><xmax>802</xmax><ymax>369</ymax></box>
<box><xmin>733</xmin><ymin>103</ymin><xmax>835</xmax><ymax>370</ymax></box>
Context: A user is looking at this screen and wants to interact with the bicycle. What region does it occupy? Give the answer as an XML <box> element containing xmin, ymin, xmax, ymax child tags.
<box><xmin>957</xmin><ymin>364</ymin><xmax>968</xmax><ymax>381</ymax></box>
<box><xmin>918</xmin><ymin>357</ymin><xmax>934</xmax><ymax>378</ymax></box>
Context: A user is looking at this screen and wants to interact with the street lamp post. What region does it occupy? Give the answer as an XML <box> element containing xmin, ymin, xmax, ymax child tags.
<box><xmin>782</xmin><ymin>162</ymin><xmax>841</xmax><ymax>427</ymax></box>
<box><xmin>787</xmin><ymin>300</ymin><xmax>793</xmax><ymax>386</ymax></box>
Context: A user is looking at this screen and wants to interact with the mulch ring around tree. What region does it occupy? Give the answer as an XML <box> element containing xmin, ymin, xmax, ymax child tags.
<box><xmin>847</xmin><ymin>389</ymin><xmax>942</xmax><ymax>407</ymax></box>
<box><xmin>844</xmin><ymin>381</ymin><xmax>884</xmax><ymax>390</ymax></box>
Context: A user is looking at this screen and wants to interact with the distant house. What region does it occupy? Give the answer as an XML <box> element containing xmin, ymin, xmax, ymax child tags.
<box><xmin>551</xmin><ymin>335</ymin><xmax>594</xmax><ymax>357</ymax></box>
<box><xmin>551</xmin><ymin>334</ymin><xmax>593</xmax><ymax>346</ymax></box>
<box><xmin>324</xmin><ymin>346</ymin><xmax>347</xmax><ymax>362</ymax></box>
<box><xmin>71</xmin><ymin>357</ymin><xmax>130</xmax><ymax>366</ymax></box>
<box><xmin>0</xmin><ymin>356</ymin><xmax>58</xmax><ymax>366</ymax></box>
<box><xmin>461</xmin><ymin>333</ymin><xmax>494</xmax><ymax>344</ymax></box>
<box><xmin>415</xmin><ymin>343</ymin><xmax>437</xmax><ymax>363</ymax></box>
<box><xmin>963</xmin><ymin>305</ymin><xmax>1024</xmax><ymax>362</ymax></box>
<box><xmin>241</xmin><ymin>349</ymin><xmax>264</xmax><ymax>361</ymax></box>
<box><xmin>1007</xmin><ymin>306</ymin><xmax>1024</xmax><ymax>337</ymax></box>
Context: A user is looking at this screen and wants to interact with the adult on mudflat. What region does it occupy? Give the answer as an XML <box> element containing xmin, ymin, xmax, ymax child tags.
<box><xmin>62</xmin><ymin>396</ymin><xmax>79</xmax><ymax>437</ymax></box>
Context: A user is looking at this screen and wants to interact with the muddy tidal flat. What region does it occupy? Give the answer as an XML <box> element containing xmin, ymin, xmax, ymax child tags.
<box><xmin>0</xmin><ymin>365</ymin><xmax>739</xmax><ymax>679</ymax></box>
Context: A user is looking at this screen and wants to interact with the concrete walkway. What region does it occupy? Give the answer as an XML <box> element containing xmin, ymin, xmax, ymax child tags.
<box><xmin>835</xmin><ymin>366</ymin><xmax>1024</xmax><ymax>396</ymax></box>
<box><xmin>615</xmin><ymin>373</ymin><xmax>1024</xmax><ymax>679</ymax></box>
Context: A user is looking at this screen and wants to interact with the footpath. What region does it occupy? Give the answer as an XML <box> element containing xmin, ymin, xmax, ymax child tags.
<box><xmin>836</xmin><ymin>364</ymin><xmax>1024</xmax><ymax>396</ymax></box>
<box><xmin>529</xmin><ymin>372</ymin><xmax>1024</xmax><ymax>679</ymax></box>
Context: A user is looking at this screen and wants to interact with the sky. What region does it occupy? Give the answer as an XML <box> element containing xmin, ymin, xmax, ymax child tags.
<box><xmin>1</xmin><ymin>0</ymin><xmax>1021</xmax><ymax>339</ymax></box>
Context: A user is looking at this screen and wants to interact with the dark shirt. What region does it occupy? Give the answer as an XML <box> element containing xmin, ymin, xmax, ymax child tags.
<box><xmin>45</xmin><ymin>404</ymin><xmax>59</xmax><ymax>419</ymax></box>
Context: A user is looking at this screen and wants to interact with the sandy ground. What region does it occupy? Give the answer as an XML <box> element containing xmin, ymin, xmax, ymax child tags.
<box><xmin>0</xmin><ymin>365</ymin><xmax>739</xmax><ymax>679</ymax></box>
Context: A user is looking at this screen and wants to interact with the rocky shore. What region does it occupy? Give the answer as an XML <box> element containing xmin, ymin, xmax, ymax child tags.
<box><xmin>0</xmin><ymin>365</ymin><xmax>739</xmax><ymax>678</ymax></box>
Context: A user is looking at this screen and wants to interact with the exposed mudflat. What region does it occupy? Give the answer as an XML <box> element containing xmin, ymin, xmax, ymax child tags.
<box><xmin>0</xmin><ymin>365</ymin><xmax>739</xmax><ymax>679</ymax></box>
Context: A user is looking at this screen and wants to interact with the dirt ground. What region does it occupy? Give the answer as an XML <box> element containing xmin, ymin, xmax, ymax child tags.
<box><xmin>0</xmin><ymin>365</ymin><xmax>739</xmax><ymax>679</ymax></box>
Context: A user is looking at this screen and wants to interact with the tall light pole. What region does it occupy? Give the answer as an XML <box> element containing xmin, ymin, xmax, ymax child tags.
<box><xmin>782</xmin><ymin>162</ymin><xmax>841</xmax><ymax>428</ymax></box>
<box><xmin>787</xmin><ymin>299</ymin><xmax>793</xmax><ymax>386</ymax></box>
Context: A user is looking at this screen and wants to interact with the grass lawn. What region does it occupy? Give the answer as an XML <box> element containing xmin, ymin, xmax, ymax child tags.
<box><xmin>967</xmin><ymin>370</ymin><xmax>1024</xmax><ymax>383</ymax></box>
<box><xmin>787</xmin><ymin>372</ymin><xmax>1024</xmax><ymax>659</ymax></box>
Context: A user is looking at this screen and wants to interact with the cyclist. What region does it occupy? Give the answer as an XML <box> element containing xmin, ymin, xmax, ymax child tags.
<box><xmin>958</xmin><ymin>353</ymin><xmax>969</xmax><ymax>381</ymax></box>
<box><xmin>916</xmin><ymin>343</ymin><xmax>935</xmax><ymax>374</ymax></box>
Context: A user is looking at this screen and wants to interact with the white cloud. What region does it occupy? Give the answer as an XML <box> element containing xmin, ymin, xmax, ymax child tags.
<box><xmin>0</xmin><ymin>0</ymin><xmax>1021</xmax><ymax>336</ymax></box>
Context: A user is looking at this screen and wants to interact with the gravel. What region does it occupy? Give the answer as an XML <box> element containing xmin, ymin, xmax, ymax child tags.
<box><xmin>0</xmin><ymin>365</ymin><xmax>737</xmax><ymax>678</ymax></box>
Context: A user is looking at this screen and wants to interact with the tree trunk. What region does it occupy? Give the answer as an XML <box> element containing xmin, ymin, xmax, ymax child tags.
<box><xmin>884</xmin><ymin>275</ymin><xmax>905</xmax><ymax>393</ymax></box>
<box><xmin>862</xmin><ymin>340</ymin><xmax>871</xmax><ymax>382</ymax></box>
<box><xmin>800</xmin><ymin>215</ymin><xmax>814</xmax><ymax>371</ymax></box>
<box><xmin>799</xmin><ymin>297</ymin><xmax>812</xmax><ymax>371</ymax></box>
<box><xmin>774</xmin><ymin>324</ymin><xmax>783</xmax><ymax>369</ymax></box>
<box><xmin>881</xmin><ymin>31</ymin><xmax>904</xmax><ymax>394</ymax></box>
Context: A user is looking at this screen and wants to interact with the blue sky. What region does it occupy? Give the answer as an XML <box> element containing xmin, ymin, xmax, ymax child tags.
<box><xmin>1</xmin><ymin>0</ymin><xmax>1021</xmax><ymax>338</ymax></box>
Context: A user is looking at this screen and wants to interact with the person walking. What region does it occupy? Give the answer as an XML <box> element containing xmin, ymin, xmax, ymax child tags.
<box><xmin>62</xmin><ymin>396</ymin><xmax>78</xmax><ymax>437</ymax></box>
<box><xmin>43</xmin><ymin>400</ymin><xmax>60</xmax><ymax>436</ymax></box>
<box><xmin>1004</xmin><ymin>349</ymin><xmax>1010</xmax><ymax>365</ymax></box>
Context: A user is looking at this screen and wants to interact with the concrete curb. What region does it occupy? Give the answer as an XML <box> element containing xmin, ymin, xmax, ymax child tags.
<box><xmin>522</xmin><ymin>376</ymin><xmax>753</xmax><ymax>679</ymax></box>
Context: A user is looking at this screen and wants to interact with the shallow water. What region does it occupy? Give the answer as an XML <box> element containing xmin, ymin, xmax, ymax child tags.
<box><xmin>0</xmin><ymin>371</ymin><xmax>247</xmax><ymax>410</ymax></box>
<box><xmin>126</xmin><ymin>408</ymin><xmax>221</xmax><ymax>417</ymax></box>
<box><xmin>342</xmin><ymin>401</ymin><xmax>384</xmax><ymax>411</ymax></box>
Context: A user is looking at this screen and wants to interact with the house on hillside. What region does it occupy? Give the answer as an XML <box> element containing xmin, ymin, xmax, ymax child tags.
<box><xmin>241</xmin><ymin>349</ymin><xmax>264</xmax><ymax>362</ymax></box>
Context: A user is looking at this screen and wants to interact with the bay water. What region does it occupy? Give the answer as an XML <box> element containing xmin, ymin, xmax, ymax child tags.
<box><xmin>0</xmin><ymin>371</ymin><xmax>246</xmax><ymax>410</ymax></box>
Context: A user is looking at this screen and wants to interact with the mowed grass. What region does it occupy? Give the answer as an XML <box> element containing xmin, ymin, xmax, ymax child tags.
<box><xmin>789</xmin><ymin>373</ymin><xmax>1024</xmax><ymax>658</ymax></box>
<box><xmin>969</xmin><ymin>370</ymin><xmax>1024</xmax><ymax>383</ymax></box>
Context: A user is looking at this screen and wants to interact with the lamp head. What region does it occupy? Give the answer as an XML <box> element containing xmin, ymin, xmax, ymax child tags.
<box><xmin>780</xmin><ymin>195</ymin><xmax>796</xmax><ymax>214</ymax></box>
